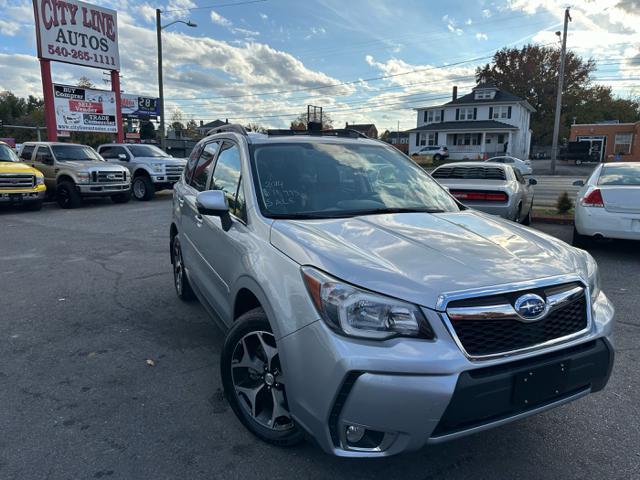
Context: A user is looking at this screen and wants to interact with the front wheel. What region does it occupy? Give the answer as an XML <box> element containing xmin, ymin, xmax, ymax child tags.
<box><xmin>56</xmin><ymin>181</ymin><xmax>82</xmax><ymax>209</ymax></box>
<box><xmin>572</xmin><ymin>227</ymin><xmax>590</xmax><ymax>248</ymax></box>
<box><xmin>433</xmin><ymin>154</ymin><xmax>442</xmax><ymax>161</ymax></box>
<box><xmin>521</xmin><ymin>208</ymin><xmax>532</xmax><ymax>225</ymax></box>
<box><xmin>221</xmin><ymin>309</ymin><xmax>303</xmax><ymax>447</ymax></box>
<box><xmin>132</xmin><ymin>176</ymin><xmax>155</xmax><ymax>201</ymax></box>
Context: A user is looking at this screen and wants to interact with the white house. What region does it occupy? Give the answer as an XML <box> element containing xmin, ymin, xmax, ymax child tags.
<box><xmin>407</xmin><ymin>82</ymin><xmax>535</xmax><ymax>160</ymax></box>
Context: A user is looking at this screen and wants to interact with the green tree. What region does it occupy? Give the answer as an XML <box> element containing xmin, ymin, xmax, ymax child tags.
<box><xmin>139</xmin><ymin>120</ymin><xmax>156</xmax><ymax>140</ymax></box>
<box><xmin>379</xmin><ymin>129</ymin><xmax>391</xmax><ymax>142</ymax></box>
<box><xmin>474</xmin><ymin>45</ymin><xmax>640</xmax><ymax>144</ymax></box>
<box><xmin>77</xmin><ymin>76</ymin><xmax>95</xmax><ymax>88</ymax></box>
<box><xmin>290</xmin><ymin>111</ymin><xmax>334</xmax><ymax>130</ymax></box>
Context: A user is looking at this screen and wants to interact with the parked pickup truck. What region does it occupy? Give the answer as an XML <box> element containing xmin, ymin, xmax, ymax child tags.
<box><xmin>19</xmin><ymin>142</ymin><xmax>131</xmax><ymax>209</ymax></box>
<box><xmin>0</xmin><ymin>141</ymin><xmax>46</xmax><ymax>210</ymax></box>
<box><xmin>97</xmin><ymin>144</ymin><xmax>187</xmax><ymax>201</ymax></box>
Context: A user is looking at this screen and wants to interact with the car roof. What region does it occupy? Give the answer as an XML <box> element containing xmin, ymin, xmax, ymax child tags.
<box><xmin>602</xmin><ymin>162</ymin><xmax>639</xmax><ymax>167</ymax></box>
<box><xmin>23</xmin><ymin>141</ymin><xmax>87</xmax><ymax>146</ymax></box>
<box><xmin>436</xmin><ymin>161</ymin><xmax>507</xmax><ymax>169</ymax></box>
<box><xmin>203</xmin><ymin>131</ymin><xmax>384</xmax><ymax>148</ymax></box>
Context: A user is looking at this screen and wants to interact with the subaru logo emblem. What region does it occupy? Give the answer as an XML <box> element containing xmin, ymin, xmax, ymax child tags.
<box><xmin>514</xmin><ymin>293</ymin><xmax>547</xmax><ymax>322</ymax></box>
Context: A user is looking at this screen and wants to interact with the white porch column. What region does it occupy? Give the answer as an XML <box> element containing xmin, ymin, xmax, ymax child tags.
<box><xmin>507</xmin><ymin>131</ymin><xmax>512</xmax><ymax>155</ymax></box>
<box><xmin>481</xmin><ymin>132</ymin><xmax>486</xmax><ymax>158</ymax></box>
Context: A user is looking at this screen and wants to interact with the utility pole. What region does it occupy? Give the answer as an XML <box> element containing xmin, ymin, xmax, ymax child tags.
<box><xmin>550</xmin><ymin>7</ymin><xmax>571</xmax><ymax>175</ymax></box>
<box><xmin>156</xmin><ymin>10</ymin><xmax>197</xmax><ymax>151</ymax></box>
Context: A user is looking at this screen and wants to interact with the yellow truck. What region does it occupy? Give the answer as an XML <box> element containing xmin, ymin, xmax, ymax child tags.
<box><xmin>0</xmin><ymin>141</ymin><xmax>46</xmax><ymax>211</ymax></box>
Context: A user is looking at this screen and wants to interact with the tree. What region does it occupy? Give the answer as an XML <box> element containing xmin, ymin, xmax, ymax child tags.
<box><xmin>290</xmin><ymin>111</ymin><xmax>334</xmax><ymax>130</ymax></box>
<box><xmin>379</xmin><ymin>129</ymin><xmax>391</xmax><ymax>142</ymax></box>
<box><xmin>556</xmin><ymin>191</ymin><xmax>572</xmax><ymax>214</ymax></box>
<box><xmin>245</xmin><ymin>122</ymin><xmax>267</xmax><ymax>133</ymax></box>
<box><xmin>474</xmin><ymin>45</ymin><xmax>639</xmax><ymax>144</ymax></box>
<box><xmin>139</xmin><ymin>120</ymin><xmax>156</xmax><ymax>140</ymax></box>
<box><xmin>185</xmin><ymin>119</ymin><xmax>199</xmax><ymax>138</ymax></box>
<box><xmin>169</xmin><ymin>109</ymin><xmax>185</xmax><ymax>132</ymax></box>
<box><xmin>77</xmin><ymin>76</ymin><xmax>95</xmax><ymax>88</ymax></box>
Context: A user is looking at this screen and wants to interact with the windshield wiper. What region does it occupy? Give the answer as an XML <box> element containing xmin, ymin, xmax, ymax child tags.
<box><xmin>268</xmin><ymin>207</ymin><xmax>446</xmax><ymax>220</ymax></box>
<box><xmin>350</xmin><ymin>207</ymin><xmax>446</xmax><ymax>216</ymax></box>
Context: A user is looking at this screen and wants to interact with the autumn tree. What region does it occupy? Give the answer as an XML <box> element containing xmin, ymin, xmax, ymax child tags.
<box><xmin>245</xmin><ymin>122</ymin><xmax>267</xmax><ymax>133</ymax></box>
<box><xmin>475</xmin><ymin>44</ymin><xmax>638</xmax><ymax>144</ymax></box>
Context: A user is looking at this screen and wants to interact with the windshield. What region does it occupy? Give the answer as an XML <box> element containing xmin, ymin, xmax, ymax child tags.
<box><xmin>598</xmin><ymin>164</ymin><xmax>640</xmax><ymax>186</ymax></box>
<box><xmin>51</xmin><ymin>145</ymin><xmax>102</xmax><ymax>162</ymax></box>
<box><xmin>0</xmin><ymin>144</ymin><xmax>19</xmax><ymax>162</ymax></box>
<box><xmin>250</xmin><ymin>142</ymin><xmax>460</xmax><ymax>219</ymax></box>
<box><xmin>127</xmin><ymin>145</ymin><xmax>170</xmax><ymax>158</ymax></box>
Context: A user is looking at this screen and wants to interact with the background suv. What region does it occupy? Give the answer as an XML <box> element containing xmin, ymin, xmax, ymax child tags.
<box><xmin>19</xmin><ymin>142</ymin><xmax>130</xmax><ymax>208</ymax></box>
<box><xmin>98</xmin><ymin>144</ymin><xmax>187</xmax><ymax>201</ymax></box>
<box><xmin>170</xmin><ymin>125</ymin><xmax>614</xmax><ymax>457</ymax></box>
<box><xmin>411</xmin><ymin>145</ymin><xmax>449</xmax><ymax>160</ymax></box>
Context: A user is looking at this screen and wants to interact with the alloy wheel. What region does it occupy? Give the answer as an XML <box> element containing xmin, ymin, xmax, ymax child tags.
<box><xmin>58</xmin><ymin>188</ymin><xmax>69</xmax><ymax>207</ymax></box>
<box><xmin>133</xmin><ymin>179</ymin><xmax>146</xmax><ymax>199</ymax></box>
<box><xmin>173</xmin><ymin>239</ymin><xmax>183</xmax><ymax>295</ymax></box>
<box><xmin>230</xmin><ymin>331</ymin><xmax>294</xmax><ymax>431</ymax></box>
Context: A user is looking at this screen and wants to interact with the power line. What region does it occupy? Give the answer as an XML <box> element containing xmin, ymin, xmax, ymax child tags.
<box><xmin>163</xmin><ymin>0</ymin><xmax>267</xmax><ymax>13</ymax></box>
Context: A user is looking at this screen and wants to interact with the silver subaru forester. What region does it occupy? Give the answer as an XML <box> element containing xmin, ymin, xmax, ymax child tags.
<box><xmin>170</xmin><ymin>125</ymin><xmax>614</xmax><ymax>457</ymax></box>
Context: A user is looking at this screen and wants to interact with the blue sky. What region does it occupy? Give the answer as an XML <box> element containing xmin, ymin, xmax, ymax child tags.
<box><xmin>1</xmin><ymin>0</ymin><xmax>639</xmax><ymax>131</ymax></box>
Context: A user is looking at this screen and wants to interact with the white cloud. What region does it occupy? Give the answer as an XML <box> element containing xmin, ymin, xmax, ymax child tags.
<box><xmin>442</xmin><ymin>15</ymin><xmax>463</xmax><ymax>35</ymax></box>
<box><xmin>259</xmin><ymin>13</ymin><xmax>268</xmax><ymax>20</ymax></box>
<box><xmin>210</xmin><ymin>10</ymin><xmax>233</xmax><ymax>28</ymax></box>
<box><xmin>304</xmin><ymin>26</ymin><xmax>327</xmax><ymax>40</ymax></box>
<box><xmin>482</xmin><ymin>9</ymin><xmax>492</xmax><ymax>18</ymax></box>
<box><xmin>137</xmin><ymin>3</ymin><xmax>157</xmax><ymax>24</ymax></box>
<box><xmin>0</xmin><ymin>19</ymin><xmax>20</xmax><ymax>36</ymax></box>
<box><xmin>475</xmin><ymin>32</ymin><xmax>488</xmax><ymax>41</ymax></box>
<box><xmin>465</xmin><ymin>18</ymin><xmax>473</xmax><ymax>25</ymax></box>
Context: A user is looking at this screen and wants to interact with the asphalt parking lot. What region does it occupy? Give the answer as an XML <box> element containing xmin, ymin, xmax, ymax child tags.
<box><xmin>1</xmin><ymin>195</ymin><xmax>638</xmax><ymax>480</ymax></box>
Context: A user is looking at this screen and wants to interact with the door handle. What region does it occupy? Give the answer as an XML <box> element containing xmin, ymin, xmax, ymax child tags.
<box><xmin>178</xmin><ymin>196</ymin><xmax>184</xmax><ymax>207</ymax></box>
<box><xmin>195</xmin><ymin>213</ymin><xmax>203</xmax><ymax>226</ymax></box>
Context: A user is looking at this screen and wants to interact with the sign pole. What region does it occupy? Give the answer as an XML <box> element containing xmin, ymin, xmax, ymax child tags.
<box><xmin>39</xmin><ymin>59</ymin><xmax>57</xmax><ymax>142</ymax></box>
<box><xmin>111</xmin><ymin>70</ymin><xmax>124</xmax><ymax>143</ymax></box>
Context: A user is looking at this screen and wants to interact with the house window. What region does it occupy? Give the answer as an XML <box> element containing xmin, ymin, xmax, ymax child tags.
<box><xmin>459</xmin><ymin>108</ymin><xmax>474</xmax><ymax>120</ymax></box>
<box><xmin>427</xmin><ymin>133</ymin><xmax>437</xmax><ymax>146</ymax></box>
<box><xmin>419</xmin><ymin>133</ymin><xmax>427</xmax><ymax>146</ymax></box>
<box><xmin>425</xmin><ymin>110</ymin><xmax>441</xmax><ymax>123</ymax></box>
<box><xmin>497</xmin><ymin>134</ymin><xmax>505</xmax><ymax>143</ymax></box>
<box><xmin>475</xmin><ymin>90</ymin><xmax>495</xmax><ymax>100</ymax></box>
<box><xmin>614</xmin><ymin>133</ymin><xmax>632</xmax><ymax>154</ymax></box>
<box><xmin>492</xmin><ymin>106</ymin><xmax>509</xmax><ymax>119</ymax></box>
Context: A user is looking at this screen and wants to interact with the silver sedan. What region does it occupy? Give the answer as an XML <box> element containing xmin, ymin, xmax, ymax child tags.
<box><xmin>431</xmin><ymin>161</ymin><xmax>536</xmax><ymax>224</ymax></box>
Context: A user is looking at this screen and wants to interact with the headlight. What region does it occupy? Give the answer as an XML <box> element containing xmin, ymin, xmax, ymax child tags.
<box><xmin>76</xmin><ymin>172</ymin><xmax>90</xmax><ymax>184</ymax></box>
<box><xmin>152</xmin><ymin>164</ymin><xmax>164</xmax><ymax>173</ymax></box>
<box><xmin>36</xmin><ymin>175</ymin><xmax>44</xmax><ymax>185</ymax></box>
<box><xmin>301</xmin><ymin>266</ymin><xmax>434</xmax><ymax>340</ymax></box>
<box><xmin>584</xmin><ymin>253</ymin><xmax>601</xmax><ymax>303</ymax></box>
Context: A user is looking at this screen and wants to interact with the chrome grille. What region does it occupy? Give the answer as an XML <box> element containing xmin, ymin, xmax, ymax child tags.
<box><xmin>444</xmin><ymin>282</ymin><xmax>589</xmax><ymax>359</ymax></box>
<box><xmin>92</xmin><ymin>171</ymin><xmax>125</xmax><ymax>183</ymax></box>
<box><xmin>165</xmin><ymin>165</ymin><xmax>185</xmax><ymax>177</ymax></box>
<box><xmin>0</xmin><ymin>174</ymin><xmax>35</xmax><ymax>189</ymax></box>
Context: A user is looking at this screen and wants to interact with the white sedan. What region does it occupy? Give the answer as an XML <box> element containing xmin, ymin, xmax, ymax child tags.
<box><xmin>573</xmin><ymin>162</ymin><xmax>640</xmax><ymax>246</ymax></box>
<box><xmin>485</xmin><ymin>155</ymin><xmax>533</xmax><ymax>175</ymax></box>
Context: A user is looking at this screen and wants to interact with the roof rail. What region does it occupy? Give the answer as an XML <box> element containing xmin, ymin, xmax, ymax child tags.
<box><xmin>265</xmin><ymin>128</ymin><xmax>368</xmax><ymax>139</ymax></box>
<box><xmin>206</xmin><ymin>124</ymin><xmax>248</xmax><ymax>136</ymax></box>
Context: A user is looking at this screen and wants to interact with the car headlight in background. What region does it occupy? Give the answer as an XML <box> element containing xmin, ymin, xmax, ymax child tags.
<box><xmin>152</xmin><ymin>164</ymin><xmax>164</xmax><ymax>173</ymax></box>
<box><xmin>36</xmin><ymin>175</ymin><xmax>44</xmax><ymax>185</ymax></box>
<box><xmin>301</xmin><ymin>266</ymin><xmax>434</xmax><ymax>340</ymax></box>
<box><xmin>76</xmin><ymin>172</ymin><xmax>90</xmax><ymax>184</ymax></box>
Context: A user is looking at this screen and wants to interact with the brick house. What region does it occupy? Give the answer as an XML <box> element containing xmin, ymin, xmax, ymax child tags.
<box><xmin>386</xmin><ymin>131</ymin><xmax>409</xmax><ymax>153</ymax></box>
<box><xmin>569</xmin><ymin>121</ymin><xmax>640</xmax><ymax>162</ymax></box>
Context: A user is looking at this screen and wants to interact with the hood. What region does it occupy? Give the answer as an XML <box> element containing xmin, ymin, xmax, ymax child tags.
<box><xmin>136</xmin><ymin>157</ymin><xmax>187</xmax><ymax>166</ymax></box>
<box><xmin>60</xmin><ymin>161</ymin><xmax>126</xmax><ymax>172</ymax></box>
<box><xmin>0</xmin><ymin>162</ymin><xmax>42</xmax><ymax>175</ymax></box>
<box><xmin>270</xmin><ymin>211</ymin><xmax>588</xmax><ymax>309</ymax></box>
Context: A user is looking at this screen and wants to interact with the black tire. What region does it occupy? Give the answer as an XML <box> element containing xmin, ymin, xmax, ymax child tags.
<box><xmin>23</xmin><ymin>200</ymin><xmax>43</xmax><ymax>211</ymax></box>
<box><xmin>111</xmin><ymin>192</ymin><xmax>131</xmax><ymax>204</ymax></box>
<box><xmin>132</xmin><ymin>175</ymin><xmax>155</xmax><ymax>201</ymax></box>
<box><xmin>572</xmin><ymin>227</ymin><xmax>590</xmax><ymax>248</ymax></box>
<box><xmin>433</xmin><ymin>154</ymin><xmax>442</xmax><ymax>161</ymax></box>
<box><xmin>521</xmin><ymin>208</ymin><xmax>532</xmax><ymax>225</ymax></box>
<box><xmin>56</xmin><ymin>181</ymin><xmax>82</xmax><ymax>209</ymax></box>
<box><xmin>514</xmin><ymin>204</ymin><xmax>522</xmax><ymax>222</ymax></box>
<box><xmin>171</xmin><ymin>235</ymin><xmax>195</xmax><ymax>301</ymax></box>
<box><xmin>221</xmin><ymin>309</ymin><xmax>303</xmax><ymax>447</ymax></box>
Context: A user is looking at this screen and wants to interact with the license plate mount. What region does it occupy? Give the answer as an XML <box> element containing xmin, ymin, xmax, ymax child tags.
<box><xmin>513</xmin><ymin>361</ymin><xmax>571</xmax><ymax>407</ymax></box>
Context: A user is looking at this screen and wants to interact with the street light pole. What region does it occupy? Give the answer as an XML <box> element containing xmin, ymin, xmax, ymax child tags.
<box><xmin>156</xmin><ymin>9</ymin><xmax>165</xmax><ymax>150</ymax></box>
<box><xmin>156</xmin><ymin>10</ymin><xmax>197</xmax><ymax>152</ymax></box>
<box><xmin>550</xmin><ymin>7</ymin><xmax>571</xmax><ymax>176</ymax></box>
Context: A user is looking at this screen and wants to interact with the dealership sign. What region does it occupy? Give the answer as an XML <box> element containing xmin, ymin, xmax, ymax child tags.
<box><xmin>121</xmin><ymin>94</ymin><xmax>160</xmax><ymax>118</ymax></box>
<box><xmin>33</xmin><ymin>0</ymin><xmax>120</xmax><ymax>70</ymax></box>
<box><xmin>53</xmin><ymin>84</ymin><xmax>117</xmax><ymax>133</ymax></box>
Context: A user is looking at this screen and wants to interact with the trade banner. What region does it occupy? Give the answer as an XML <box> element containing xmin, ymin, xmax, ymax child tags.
<box><xmin>53</xmin><ymin>84</ymin><xmax>117</xmax><ymax>133</ymax></box>
<box><xmin>33</xmin><ymin>0</ymin><xmax>120</xmax><ymax>71</ymax></box>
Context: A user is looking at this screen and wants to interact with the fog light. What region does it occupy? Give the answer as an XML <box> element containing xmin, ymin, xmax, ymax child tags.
<box><xmin>345</xmin><ymin>425</ymin><xmax>366</xmax><ymax>444</ymax></box>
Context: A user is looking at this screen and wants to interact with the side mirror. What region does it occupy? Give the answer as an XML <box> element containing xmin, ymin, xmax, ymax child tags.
<box><xmin>572</xmin><ymin>180</ymin><xmax>585</xmax><ymax>187</ymax></box>
<box><xmin>528</xmin><ymin>178</ymin><xmax>537</xmax><ymax>185</ymax></box>
<box><xmin>196</xmin><ymin>190</ymin><xmax>231</xmax><ymax>231</ymax></box>
<box><xmin>118</xmin><ymin>154</ymin><xmax>128</xmax><ymax>161</ymax></box>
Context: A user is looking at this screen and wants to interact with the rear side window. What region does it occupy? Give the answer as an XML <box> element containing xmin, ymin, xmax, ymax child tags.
<box><xmin>513</xmin><ymin>168</ymin><xmax>525</xmax><ymax>184</ymax></box>
<box><xmin>20</xmin><ymin>145</ymin><xmax>34</xmax><ymax>161</ymax></box>
<box><xmin>35</xmin><ymin>146</ymin><xmax>53</xmax><ymax>162</ymax></box>
<box><xmin>598</xmin><ymin>165</ymin><xmax>640</xmax><ymax>186</ymax></box>
<box><xmin>190</xmin><ymin>141</ymin><xmax>220</xmax><ymax>191</ymax></box>
<box><xmin>432</xmin><ymin>166</ymin><xmax>506</xmax><ymax>180</ymax></box>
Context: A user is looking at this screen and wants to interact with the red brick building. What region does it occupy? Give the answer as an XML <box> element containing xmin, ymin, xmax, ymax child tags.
<box><xmin>569</xmin><ymin>121</ymin><xmax>640</xmax><ymax>162</ymax></box>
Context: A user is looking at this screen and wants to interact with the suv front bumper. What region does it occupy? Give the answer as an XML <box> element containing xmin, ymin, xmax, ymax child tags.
<box><xmin>78</xmin><ymin>183</ymin><xmax>130</xmax><ymax>196</ymax></box>
<box><xmin>278</xmin><ymin>291</ymin><xmax>615</xmax><ymax>457</ymax></box>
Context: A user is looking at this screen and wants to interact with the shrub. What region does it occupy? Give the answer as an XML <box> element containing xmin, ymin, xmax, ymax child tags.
<box><xmin>556</xmin><ymin>191</ymin><xmax>572</xmax><ymax>214</ymax></box>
